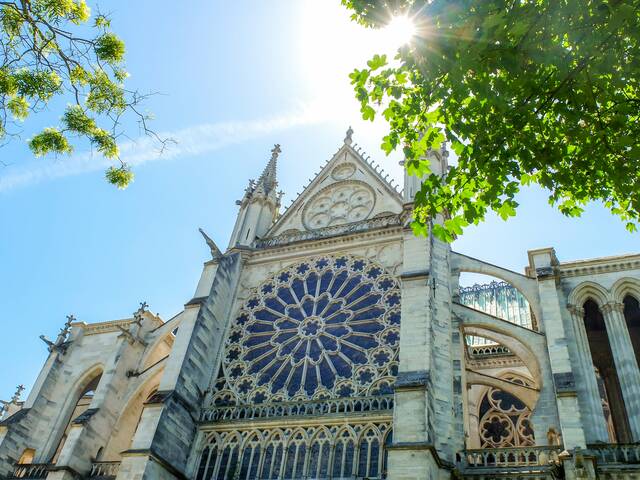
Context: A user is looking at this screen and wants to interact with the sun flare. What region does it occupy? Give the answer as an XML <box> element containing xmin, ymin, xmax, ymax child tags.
<box><xmin>383</xmin><ymin>15</ymin><xmax>417</xmax><ymax>48</ymax></box>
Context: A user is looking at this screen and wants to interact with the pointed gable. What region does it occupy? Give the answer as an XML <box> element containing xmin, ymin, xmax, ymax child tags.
<box><xmin>266</xmin><ymin>132</ymin><xmax>403</xmax><ymax>238</ymax></box>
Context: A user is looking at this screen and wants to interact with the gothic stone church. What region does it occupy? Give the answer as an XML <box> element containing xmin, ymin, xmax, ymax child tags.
<box><xmin>2</xmin><ymin>131</ymin><xmax>640</xmax><ymax>480</ymax></box>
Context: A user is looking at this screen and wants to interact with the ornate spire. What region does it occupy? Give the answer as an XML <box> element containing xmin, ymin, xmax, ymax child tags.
<box><xmin>344</xmin><ymin>126</ymin><xmax>354</xmax><ymax>145</ymax></box>
<box><xmin>256</xmin><ymin>144</ymin><xmax>280</xmax><ymax>194</ymax></box>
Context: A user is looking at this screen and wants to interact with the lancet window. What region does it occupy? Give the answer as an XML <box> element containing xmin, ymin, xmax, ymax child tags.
<box><xmin>195</xmin><ymin>423</ymin><xmax>391</xmax><ymax>480</ymax></box>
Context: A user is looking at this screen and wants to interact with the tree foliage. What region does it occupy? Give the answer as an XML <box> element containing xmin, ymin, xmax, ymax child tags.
<box><xmin>0</xmin><ymin>0</ymin><xmax>162</xmax><ymax>188</ymax></box>
<box><xmin>343</xmin><ymin>0</ymin><xmax>640</xmax><ymax>241</ymax></box>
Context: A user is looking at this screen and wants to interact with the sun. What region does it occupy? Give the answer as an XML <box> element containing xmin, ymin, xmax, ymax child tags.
<box><xmin>382</xmin><ymin>15</ymin><xmax>417</xmax><ymax>48</ymax></box>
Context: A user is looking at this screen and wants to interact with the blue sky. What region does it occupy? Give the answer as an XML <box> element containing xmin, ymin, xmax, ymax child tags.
<box><xmin>0</xmin><ymin>0</ymin><xmax>637</xmax><ymax>400</ymax></box>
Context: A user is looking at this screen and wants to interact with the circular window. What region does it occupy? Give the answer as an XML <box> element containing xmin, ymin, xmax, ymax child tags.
<box><xmin>302</xmin><ymin>181</ymin><xmax>375</xmax><ymax>230</ymax></box>
<box><xmin>223</xmin><ymin>255</ymin><xmax>400</xmax><ymax>402</ymax></box>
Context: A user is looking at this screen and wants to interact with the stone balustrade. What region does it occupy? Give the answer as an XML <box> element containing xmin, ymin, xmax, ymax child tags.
<box><xmin>589</xmin><ymin>443</ymin><xmax>640</xmax><ymax>465</ymax></box>
<box><xmin>458</xmin><ymin>446</ymin><xmax>561</xmax><ymax>469</ymax></box>
<box><xmin>8</xmin><ymin>463</ymin><xmax>50</xmax><ymax>479</ymax></box>
<box><xmin>89</xmin><ymin>461</ymin><xmax>121</xmax><ymax>478</ymax></box>
<box><xmin>202</xmin><ymin>394</ymin><xmax>394</xmax><ymax>422</ymax></box>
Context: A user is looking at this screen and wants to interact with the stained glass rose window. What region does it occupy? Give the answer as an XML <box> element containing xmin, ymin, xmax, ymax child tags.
<box><xmin>222</xmin><ymin>255</ymin><xmax>400</xmax><ymax>403</ymax></box>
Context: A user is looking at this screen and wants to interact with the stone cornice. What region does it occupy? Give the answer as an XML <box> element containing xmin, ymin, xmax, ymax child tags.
<box><xmin>71</xmin><ymin>312</ymin><xmax>164</xmax><ymax>336</ymax></box>
<box><xmin>558</xmin><ymin>253</ymin><xmax>640</xmax><ymax>278</ymax></box>
<box><xmin>247</xmin><ymin>224</ymin><xmax>403</xmax><ymax>265</ymax></box>
<box><xmin>256</xmin><ymin>214</ymin><xmax>403</xmax><ymax>249</ymax></box>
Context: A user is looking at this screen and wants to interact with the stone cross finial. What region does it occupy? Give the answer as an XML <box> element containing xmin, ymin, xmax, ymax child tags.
<box><xmin>133</xmin><ymin>301</ymin><xmax>148</xmax><ymax>326</ymax></box>
<box><xmin>344</xmin><ymin>126</ymin><xmax>354</xmax><ymax>145</ymax></box>
<box><xmin>11</xmin><ymin>385</ymin><xmax>24</xmax><ymax>404</ymax></box>
<box><xmin>271</xmin><ymin>144</ymin><xmax>281</xmax><ymax>159</ymax></box>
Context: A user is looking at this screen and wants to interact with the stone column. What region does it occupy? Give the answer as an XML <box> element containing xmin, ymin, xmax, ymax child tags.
<box><xmin>602</xmin><ymin>302</ymin><xmax>640</xmax><ymax>440</ymax></box>
<box><xmin>567</xmin><ymin>305</ymin><xmax>609</xmax><ymax>442</ymax></box>
<box><xmin>387</xmin><ymin>226</ymin><xmax>437</xmax><ymax>479</ymax></box>
<box><xmin>528</xmin><ymin>248</ymin><xmax>588</xmax><ymax>448</ymax></box>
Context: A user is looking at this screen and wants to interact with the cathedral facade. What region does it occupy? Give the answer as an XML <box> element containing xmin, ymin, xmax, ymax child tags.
<box><xmin>2</xmin><ymin>131</ymin><xmax>640</xmax><ymax>480</ymax></box>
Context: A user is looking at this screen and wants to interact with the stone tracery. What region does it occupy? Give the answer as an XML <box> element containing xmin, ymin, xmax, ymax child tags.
<box><xmin>220</xmin><ymin>255</ymin><xmax>400</xmax><ymax>404</ymax></box>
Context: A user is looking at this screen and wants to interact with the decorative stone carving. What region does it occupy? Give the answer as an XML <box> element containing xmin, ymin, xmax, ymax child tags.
<box><xmin>331</xmin><ymin>163</ymin><xmax>356</xmax><ymax>181</ymax></box>
<box><xmin>221</xmin><ymin>255</ymin><xmax>400</xmax><ymax>404</ymax></box>
<box><xmin>302</xmin><ymin>181</ymin><xmax>375</xmax><ymax>230</ymax></box>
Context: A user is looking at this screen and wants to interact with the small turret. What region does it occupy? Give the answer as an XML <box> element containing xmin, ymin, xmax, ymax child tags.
<box><xmin>228</xmin><ymin>144</ymin><xmax>283</xmax><ymax>248</ymax></box>
<box><xmin>401</xmin><ymin>143</ymin><xmax>449</xmax><ymax>204</ymax></box>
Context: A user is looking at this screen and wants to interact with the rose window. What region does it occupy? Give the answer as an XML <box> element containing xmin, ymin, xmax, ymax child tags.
<box><xmin>222</xmin><ymin>255</ymin><xmax>400</xmax><ymax>403</ymax></box>
<box><xmin>302</xmin><ymin>181</ymin><xmax>375</xmax><ymax>230</ymax></box>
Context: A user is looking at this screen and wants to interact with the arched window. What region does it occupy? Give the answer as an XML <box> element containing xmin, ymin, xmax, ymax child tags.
<box><xmin>584</xmin><ymin>299</ymin><xmax>631</xmax><ymax>443</ymax></box>
<box><xmin>331</xmin><ymin>429</ymin><xmax>356</xmax><ymax>478</ymax></box>
<box><xmin>239</xmin><ymin>433</ymin><xmax>261</xmax><ymax>480</ymax></box>
<box><xmin>357</xmin><ymin>428</ymin><xmax>381</xmax><ymax>478</ymax></box>
<box><xmin>308</xmin><ymin>429</ymin><xmax>331</xmax><ymax>478</ymax></box>
<box><xmin>260</xmin><ymin>432</ymin><xmax>284</xmax><ymax>480</ymax></box>
<box><xmin>478</xmin><ymin>376</ymin><xmax>535</xmax><ymax>448</ymax></box>
<box><xmin>283</xmin><ymin>430</ymin><xmax>307</xmax><ymax>478</ymax></box>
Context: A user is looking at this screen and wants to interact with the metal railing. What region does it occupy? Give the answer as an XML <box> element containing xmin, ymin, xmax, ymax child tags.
<box><xmin>458</xmin><ymin>446</ymin><xmax>561</xmax><ymax>469</ymax></box>
<box><xmin>9</xmin><ymin>463</ymin><xmax>50</xmax><ymax>479</ymax></box>
<box><xmin>202</xmin><ymin>394</ymin><xmax>394</xmax><ymax>422</ymax></box>
<box><xmin>89</xmin><ymin>461</ymin><xmax>121</xmax><ymax>477</ymax></box>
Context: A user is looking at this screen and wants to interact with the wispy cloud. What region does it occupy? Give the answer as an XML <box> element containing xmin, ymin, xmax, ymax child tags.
<box><xmin>0</xmin><ymin>102</ymin><xmax>330</xmax><ymax>193</ymax></box>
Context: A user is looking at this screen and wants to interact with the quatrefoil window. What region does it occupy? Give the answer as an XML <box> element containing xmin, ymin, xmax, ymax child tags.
<box><xmin>302</xmin><ymin>181</ymin><xmax>376</xmax><ymax>230</ymax></box>
<box><xmin>223</xmin><ymin>256</ymin><xmax>400</xmax><ymax>402</ymax></box>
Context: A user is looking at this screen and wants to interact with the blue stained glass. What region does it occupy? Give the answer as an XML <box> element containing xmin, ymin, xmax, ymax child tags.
<box><xmin>330</xmin><ymin>353</ymin><xmax>353</xmax><ymax>377</ymax></box>
<box><xmin>264</xmin><ymin>297</ymin><xmax>285</xmax><ymax>313</ymax></box>
<box><xmin>291</xmin><ymin>278</ymin><xmax>305</xmax><ymax>299</ymax></box>
<box><xmin>350</xmin><ymin>294</ymin><xmax>382</xmax><ymax>312</ymax></box>
<box><xmin>339</xmin><ymin>344</ymin><xmax>368</xmax><ymax>364</ymax></box>
<box><xmin>332</xmin><ymin>443</ymin><xmax>344</xmax><ymax>477</ymax></box>
<box><xmin>253</xmin><ymin>310</ymin><xmax>279</xmax><ymax>322</ymax></box>
<box><xmin>319</xmin><ymin>335</ymin><xmax>338</xmax><ymax>352</ymax></box>
<box><xmin>324</xmin><ymin>325</ymin><xmax>350</xmax><ymax>337</ymax></box>
<box><xmin>318</xmin><ymin>357</ymin><xmax>335</xmax><ymax>387</ymax></box>
<box><xmin>367</xmin><ymin>267</ymin><xmax>382</xmax><ymax>279</ymax></box>
<box><xmin>247</xmin><ymin>298</ymin><xmax>260</xmax><ymax>308</ymax></box>
<box><xmin>324</xmin><ymin>312</ymin><xmax>350</xmax><ymax>326</ymax></box>
<box><xmin>315</xmin><ymin>295</ymin><xmax>329</xmax><ymax>314</ymax></box>
<box><xmin>345</xmin><ymin>334</ymin><xmax>379</xmax><ymax>349</ymax></box>
<box><xmin>341</xmin><ymin>276</ymin><xmax>362</xmax><ymax>297</ymax></box>
<box><xmin>304</xmin><ymin>366</ymin><xmax>319</xmax><ymax>395</ymax></box>
<box><xmin>301</xmin><ymin>297</ymin><xmax>315</xmax><ymax>317</ymax></box>
<box><xmin>308</xmin><ymin>339</ymin><xmax>322</xmax><ymax>361</ymax></box>
<box><xmin>242</xmin><ymin>344</ymin><xmax>271</xmax><ymax>362</ymax></box>
<box><xmin>277</xmin><ymin>287</ymin><xmax>295</xmax><ymax>305</ymax></box>
<box><xmin>345</xmin><ymin>283</ymin><xmax>373</xmax><ymax>301</ymax></box>
<box><xmin>386</xmin><ymin>293</ymin><xmax>401</xmax><ymax>306</ymax></box>
<box><xmin>292</xmin><ymin>341</ymin><xmax>308</xmax><ymax>363</ymax></box>
<box><xmin>329</xmin><ymin>271</ymin><xmax>349</xmax><ymax>295</ymax></box>
<box><xmin>283</xmin><ymin>307</ymin><xmax>304</xmax><ymax>321</ymax></box>
<box><xmin>271</xmin><ymin>363</ymin><xmax>292</xmax><ymax>392</ymax></box>
<box><xmin>335</xmin><ymin>257</ymin><xmax>348</xmax><ymax>267</ymax></box>
<box><xmin>352</xmin><ymin>307</ymin><xmax>385</xmax><ymax>321</ymax></box>
<box><xmin>322</xmin><ymin>300</ymin><xmax>343</xmax><ymax>318</ymax></box>
<box><xmin>352</xmin><ymin>259</ymin><xmax>365</xmax><ymax>271</ymax></box>
<box><xmin>223</xmin><ymin>256</ymin><xmax>401</xmax><ymax>402</ymax></box>
<box><xmin>305</xmin><ymin>272</ymin><xmax>319</xmax><ymax>294</ymax></box>
<box><xmin>351</xmin><ymin>321</ymin><xmax>385</xmax><ymax>334</ymax></box>
<box><xmin>319</xmin><ymin>271</ymin><xmax>333</xmax><ymax>291</ymax></box>
<box><xmin>315</xmin><ymin>258</ymin><xmax>329</xmax><ymax>269</ymax></box>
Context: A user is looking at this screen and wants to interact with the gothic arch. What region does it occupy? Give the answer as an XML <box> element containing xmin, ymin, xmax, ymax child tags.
<box><xmin>611</xmin><ymin>277</ymin><xmax>640</xmax><ymax>304</ymax></box>
<box><xmin>43</xmin><ymin>363</ymin><xmax>104</xmax><ymax>462</ymax></box>
<box><xmin>452</xmin><ymin>252</ymin><xmax>541</xmax><ymax>324</ymax></box>
<box><xmin>568</xmin><ymin>281</ymin><xmax>609</xmax><ymax>308</ymax></box>
<box><xmin>458</xmin><ymin>307</ymin><xmax>544</xmax><ymax>387</ymax></box>
<box><xmin>102</xmin><ymin>369</ymin><xmax>163</xmax><ymax>460</ymax></box>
